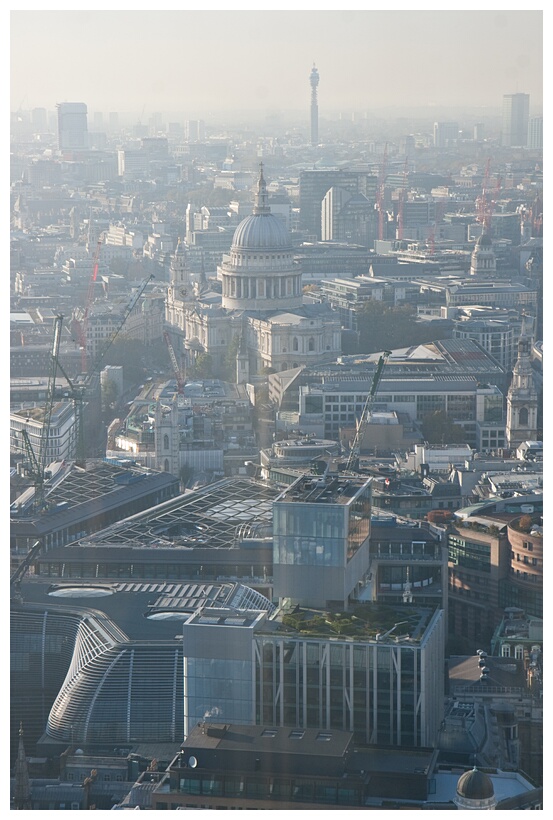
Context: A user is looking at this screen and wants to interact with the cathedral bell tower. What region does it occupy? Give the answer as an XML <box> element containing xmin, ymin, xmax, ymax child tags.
<box><xmin>506</xmin><ymin>315</ymin><xmax>538</xmax><ymax>450</ymax></box>
<box><xmin>166</xmin><ymin>238</ymin><xmax>190</xmax><ymax>333</ymax></box>
<box><xmin>155</xmin><ymin>394</ymin><xmax>180</xmax><ymax>477</ymax></box>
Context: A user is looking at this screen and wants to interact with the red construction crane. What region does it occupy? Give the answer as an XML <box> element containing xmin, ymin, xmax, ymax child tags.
<box><xmin>164</xmin><ymin>331</ymin><xmax>185</xmax><ymax>394</ymax></box>
<box><xmin>486</xmin><ymin>172</ymin><xmax>502</xmax><ymax>234</ymax></box>
<box><xmin>476</xmin><ymin>158</ymin><xmax>492</xmax><ymax>233</ymax></box>
<box><xmin>72</xmin><ymin>235</ymin><xmax>104</xmax><ymax>373</ymax></box>
<box><xmin>397</xmin><ymin>156</ymin><xmax>409</xmax><ymax>240</ymax></box>
<box><xmin>377</xmin><ymin>143</ymin><xmax>388</xmax><ymax>241</ymax></box>
<box><xmin>59</xmin><ymin>274</ymin><xmax>154</xmax><ymax>467</ymax></box>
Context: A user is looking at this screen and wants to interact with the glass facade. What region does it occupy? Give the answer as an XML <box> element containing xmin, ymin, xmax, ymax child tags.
<box><xmin>347</xmin><ymin>485</ymin><xmax>371</xmax><ymax>559</ymax></box>
<box><xmin>252</xmin><ymin>631</ymin><xmax>441</xmax><ymax>747</ymax></box>
<box><xmin>175</xmin><ymin>771</ymin><xmax>363</xmax><ymax>806</ymax></box>
<box><xmin>273</xmin><ymin>504</ymin><xmax>347</xmax><ymax>567</ymax></box>
<box><xmin>273</xmin><ymin>482</ymin><xmax>371</xmax><ymax>569</ymax></box>
<box><xmin>499</xmin><ymin>580</ymin><xmax>543</xmax><ymax>619</ymax></box>
<box><xmin>448</xmin><ymin>535</ymin><xmax>491</xmax><ymax>573</ymax></box>
<box><xmin>483</xmin><ymin>393</ymin><xmax>504</xmax><ymax>423</ymax></box>
<box><xmin>184</xmin><ymin>657</ymin><xmax>253</xmax><ymax>732</ymax></box>
<box><xmin>417</xmin><ymin>394</ymin><xmax>446</xmax><ymax>415</ymax></box>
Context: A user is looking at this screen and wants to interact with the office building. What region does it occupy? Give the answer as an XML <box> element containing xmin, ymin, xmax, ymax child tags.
<box><xmin>527</xmin><ymin>116</ymin><xmax>543</xmax><ymax>149</ymax></box>
<box><xmin>433</xmin><ymin>121</ymin><xmax>459</xmax><ymax>148</ymax></box>
<box><xmin>500</xmin><ymin>514</ymin><xmax>543</xmax><ymax>619</ymax></box>
<box><xmin>473</xmin><ymin>122</ymin><xmax>484</xmax><ymax>141</ymax></box>
<box><xmin>56</xmin><ymin>102</ymin><xmax>88</xmax><ymax>151</ymax></box>
<box><xmin>321</xmin><ymin>187</ymin><xmax>375</xmax><ymax>247</ymax></box>
<box><xmin>273</xmin><ymin>340</ymin><xmax>507</xmax><ymax>450</ymax></box>
<box><xmin>299</xmin><ymin>169</ymin><xmax>377</xmax><ymax>239</ymax></box>
<box><xmin>10</xmin><ymin>401</ymin><xmax>76</xmax><ymax>466</ymax></box>
<box><xmin>502</xmin><ymin>93</ymin><xmax>530</xmax><ymax>147</ymax></box>
<box><xmin>11</xmin><ymin>579</ymin><xmax>275</xmax><ymax>760</ymax></box>
<box><xmin>186</xmin><ymin>120</ymin><xmax>205</xmax><ymax>141</ymax></box>
<box><xmin>320</xmin><ymin>276</ymin><xmax>385</xmax><ymax>330</ymax></box>
<box><xmin>272</xmin><ymin>473</ymin><xmax>372</xmax><ymax>609</ymax></box>
<box><xmin>452</xmin><ymin>308</ymin><xmax>521</xmax><ymax>371</ymax></box>
<box><xmin>182</xmin><ymin>601</ymin><xmax>444</xmax><ymax>747</ymax></box>
<box><xmin>149</xmin><ymin>726</ymin><xmax>540</xmax><ymax>810</ymax></box>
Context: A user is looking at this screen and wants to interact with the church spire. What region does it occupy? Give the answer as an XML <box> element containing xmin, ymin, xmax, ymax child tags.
<box><xmin>253</xmin><ymin>163</ymin><xmax>270</xmax><ymax>215</ymax></box>
<box><xmin>13</xmin><ymin>723</ymin><xmax>32</xmax><ymax>810</ymax></box>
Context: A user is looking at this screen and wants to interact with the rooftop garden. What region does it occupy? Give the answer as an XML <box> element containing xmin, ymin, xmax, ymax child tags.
<box><xmin>277</xmin><ymin>602</ymin><xmax>427</xmax><ymax>641</ymax></box>
<box><xmin>509</xmin><ymin>513</ymin><xmax>542</xmax><ymax>535</ymax></box>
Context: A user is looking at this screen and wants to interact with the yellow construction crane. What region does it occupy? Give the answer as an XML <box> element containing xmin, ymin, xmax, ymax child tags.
<box><xmin>346</xmin><ymin>350</ymin><xmax>391</xmax><ymax>472</ymax></box>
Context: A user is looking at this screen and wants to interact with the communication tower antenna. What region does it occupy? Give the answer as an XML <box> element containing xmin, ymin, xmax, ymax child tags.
<box><xmin>309</xmin><ymin>63</ymin><xmax>319</xmax><ymax>146</ymax></box>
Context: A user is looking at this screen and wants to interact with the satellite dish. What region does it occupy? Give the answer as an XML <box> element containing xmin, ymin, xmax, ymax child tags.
<box><xmin>188</xmin><ymin>756</ymin><xmax>198</xmax><ymax>769</ymax></box>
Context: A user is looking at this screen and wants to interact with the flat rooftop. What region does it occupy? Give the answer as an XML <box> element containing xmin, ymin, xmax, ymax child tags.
<box><xmin>181</xmin><ymin>722</ymin><xmax>352</xmax><ymax>760</ymax></box>
<box><xmin>71</xmin><ymin>476</ymin><xmax>280</xmax><ymax>550</ymax></box>
<box><xmin>15</xmin><ymin>578</ymin><xmax>275</xmax><ymax>643</ymax></box>
<box><xmin>268</xmin><ymin>601</ymin><xmax>437</xmax><ymax>645</ymax></box>
<box><xmin>276</xmin><ymin>473</ymin><xmax>370</xmax><ymax>505</ymax></box>
<box><xmin>11</xmin><ymin>459</ymin><xmax>178</xmax><ymax>528</ymax></box>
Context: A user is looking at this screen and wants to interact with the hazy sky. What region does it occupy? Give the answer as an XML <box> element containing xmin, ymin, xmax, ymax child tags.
<box><xmin>10</xmin><ymin>7</ymin><xmax>543</xmax><ymax>118</ymax></box>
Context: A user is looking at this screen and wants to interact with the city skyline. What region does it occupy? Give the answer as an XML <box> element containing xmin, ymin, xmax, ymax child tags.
<box><xmin>10</xmin><ymin>9</ymin><xmax>543</xmax><ymax>119</ymax></box>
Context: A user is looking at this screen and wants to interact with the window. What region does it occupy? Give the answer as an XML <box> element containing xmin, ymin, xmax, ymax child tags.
<box><xmin>515</xmin><ymin>645</ymin><xmax>524</xmax><ymax>660</ymax></box>
<box><xmin>501</xmin><ymin>644</ymin><xmax>511</xmax><ymax>657</ymax></box>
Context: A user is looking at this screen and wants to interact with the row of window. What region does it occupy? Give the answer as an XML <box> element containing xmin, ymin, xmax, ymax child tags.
<box><xmin>66</xmin><ymin>772</ymin><xmax>124</xmax><ymax>782</ymax></box>
<box><xmin>177</xmin><ymin>775</ymin><xmax>361</xmax><ymax>804</ymax></box>
<box><xmin>512</xmin><ymin>552</ymin><xmax>538</xmax><ymax>566</ymax></box>
<box><xmin>522</xmin><ymin>541</ymin><xmax>534</xmax><ymax>551</ymax></box>
<box><xmin>501</xmin><ymin>644</ymin><xmax>527</xmax><ymax>659</ymax></box>
<box><xmin>509</xmin><ymin>568</ymin><xmax>541</xmax><ymax>583</ymax></box>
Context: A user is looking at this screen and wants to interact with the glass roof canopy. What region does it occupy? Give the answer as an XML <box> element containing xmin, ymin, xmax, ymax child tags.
<box><xmin>76</xmin><ymin>477</ymin><xmax>280</xmax><ymax>551</ymax></box>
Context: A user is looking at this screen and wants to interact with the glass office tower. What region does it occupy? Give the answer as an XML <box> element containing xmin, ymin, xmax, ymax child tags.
<box><xmin>272</xmin><ymin>475</ymin><xmax>372</xmax><ymax>609</ymax></box>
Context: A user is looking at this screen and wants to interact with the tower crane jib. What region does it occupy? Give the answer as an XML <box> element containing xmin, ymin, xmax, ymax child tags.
<box><xmin>346</xmin><ymin>350</ymin><xmax>391</xmax><ymax>472</ymax></box>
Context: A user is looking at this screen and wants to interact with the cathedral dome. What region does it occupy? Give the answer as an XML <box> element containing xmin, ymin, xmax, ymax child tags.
<box><xmin>456</xmin><ymin>767</ymin><xmax>494</xmax><ymax>801</ymax></box>
<box><xmin>230</xmin><ymin>165</ymin><xmax>292</xmax><ymax>251</ymax></box>
<box><xmin>231</xmin><ymin>212</ymin><xmax>291</xmax><ymax>250</ymax></box>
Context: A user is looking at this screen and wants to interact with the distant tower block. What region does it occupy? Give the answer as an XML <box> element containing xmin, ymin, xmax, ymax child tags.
<box><xmin>310</xmin><ymin>63</ymin><xmax>319</xmax><ymax>146</ymax></box>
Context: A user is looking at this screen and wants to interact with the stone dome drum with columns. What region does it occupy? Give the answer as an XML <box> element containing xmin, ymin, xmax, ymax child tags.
<box><xmin>220</xmin><ymin>164</ymin><xmax>303</xmax><ymax>312</ymax></box>
<box><xmin>166</xmin><ymin>163</ymin><xmax>342</xmax><ymax>380</ymax></box>
<box><xmin>454</xmin><ymin>766</ymin><xmax>496</xmax><ymax>810</ymax></box>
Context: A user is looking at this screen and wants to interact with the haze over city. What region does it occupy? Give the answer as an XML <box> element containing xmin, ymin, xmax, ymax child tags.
<box><xmin>11</xmin><ymin>8</ymin><xmax>543</xmax><ymax>119</ymax></box>
<box><xmin>9</xmin><ymin>3</ymin><xmax>544</xmax><ymax>810</ymax></box>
